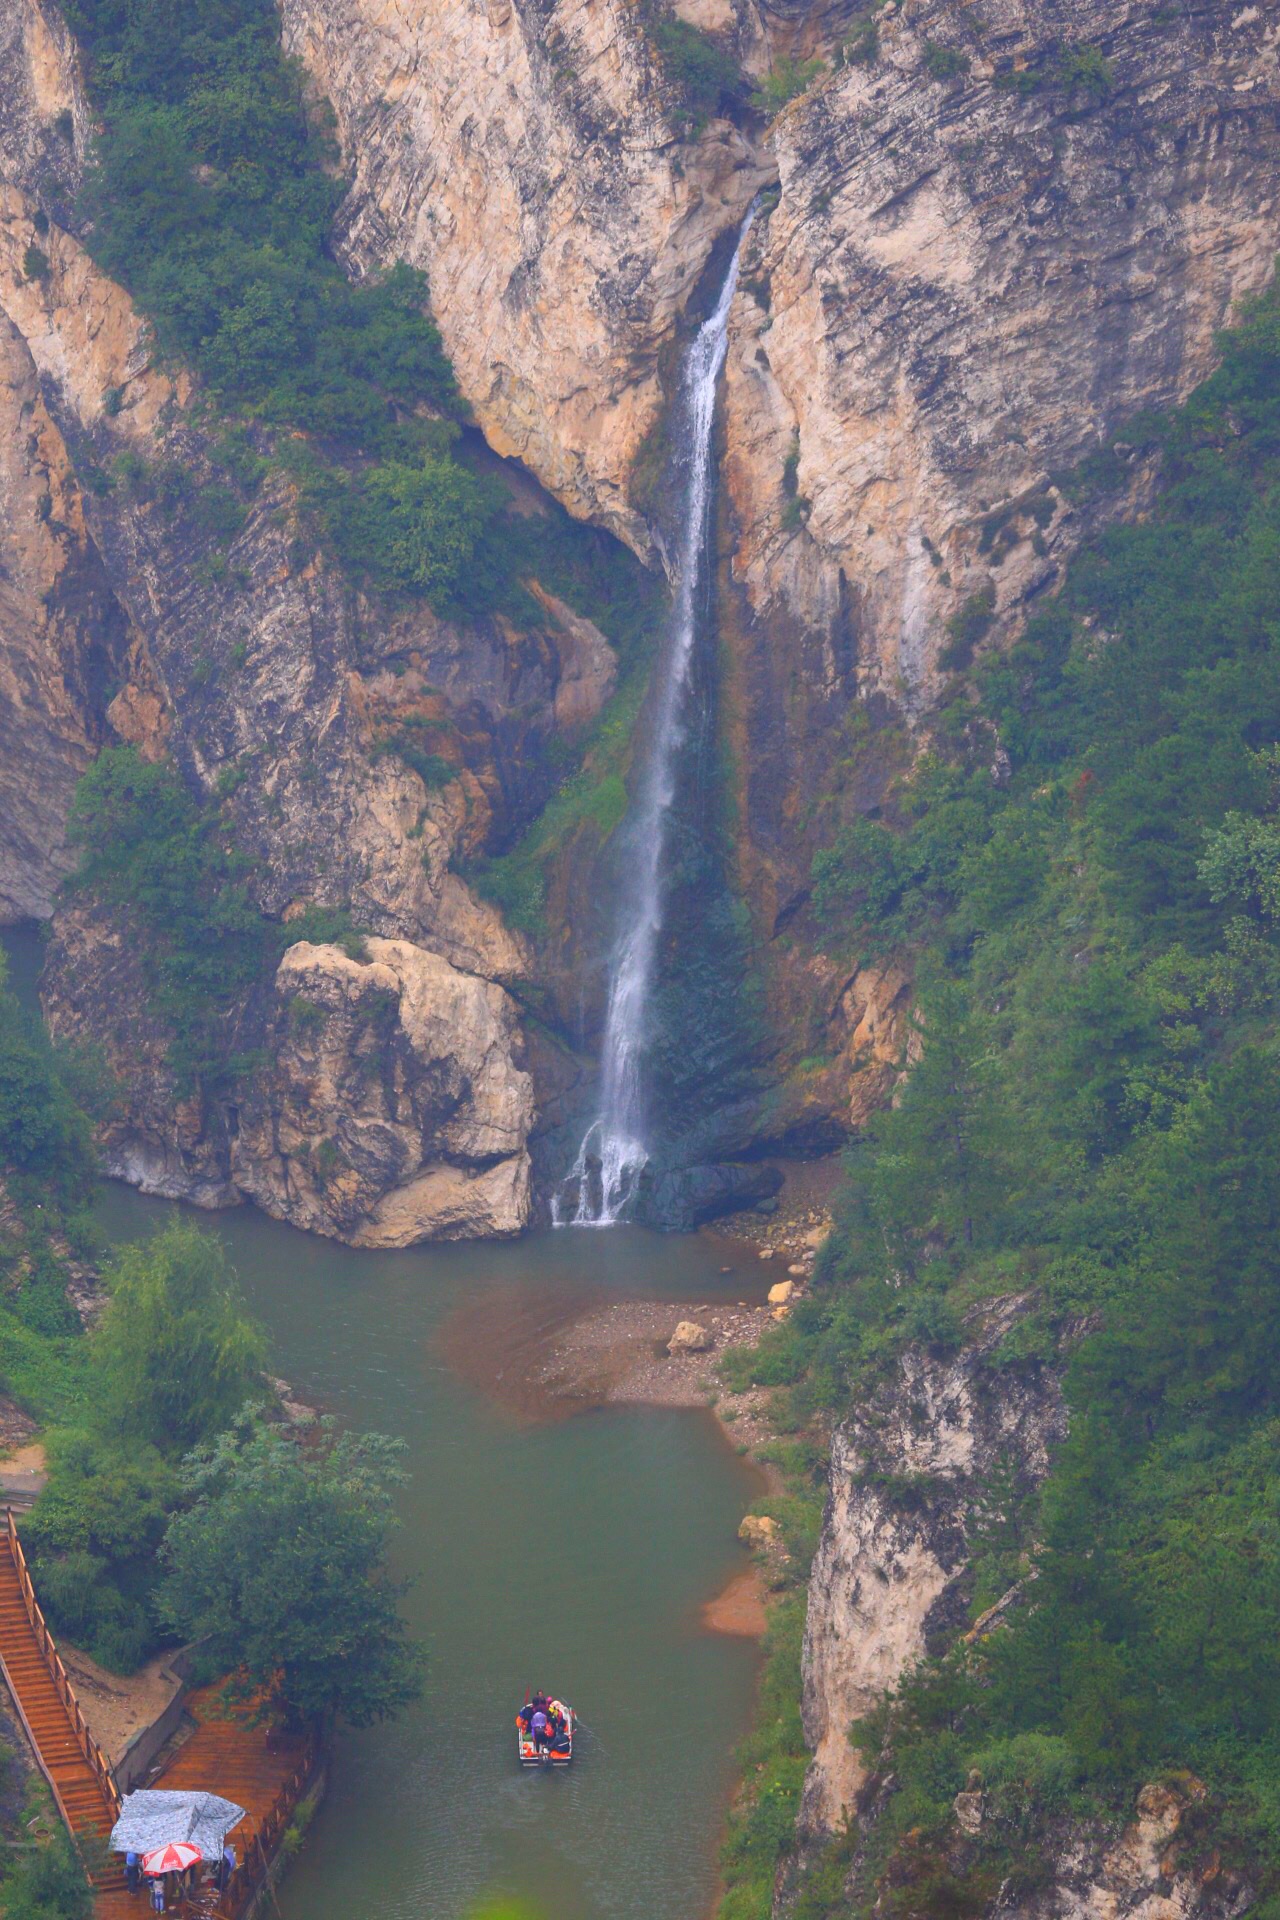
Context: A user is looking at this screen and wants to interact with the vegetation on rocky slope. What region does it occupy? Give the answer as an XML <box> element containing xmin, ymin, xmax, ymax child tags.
<box><xmin>723</xmin><ymin>273</ymin><xmax>1280</xmax><ymax>1912</ymax></box>
<box><xmin>66</xmin><ymin>0</ymin><xmax>502</xmax><ymax>609</ymax></box>
<box><xmin>68</xmin><ymin>0</ymin><xmax>655</xmax><ymax>637</ymax></box>
<box><xmin>0</xmin><ymin>944</ymin><xmax>422</xmax><ymax>1723</ymax></box>
<box><xmin>67</xmin><ymin>746</ymin><xmax>361</xmax><ymax>1094</ymax></box>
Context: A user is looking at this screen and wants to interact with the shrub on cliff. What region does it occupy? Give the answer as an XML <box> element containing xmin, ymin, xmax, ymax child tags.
<box><xmin>750</xmin><ymin>56</ymin><xmax>825</xmax><ymax>116</ymax></box>
<box><xmin>0</xmin><ymin>960</ymin><xmax>95</xmax><ymax>1202</ymax></box>
<box><xmin>67</xmin><ymin>746</ymin><xmax>270</xmax><ymax>1092</ymax></box>
<box><xmin>335</xmin><ymin>456</ymin><xmax>500</xmax><ymax>607</ymax></box>
<box><xmin>650</xmin><ymin>15</ymin><xmax>745</xmax><ymax>129</ymax></box>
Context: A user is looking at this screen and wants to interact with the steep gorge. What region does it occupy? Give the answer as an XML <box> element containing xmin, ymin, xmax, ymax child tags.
<box><xmin>2</xmin><ymin>0</ymin><xmax>1276</xmax><ymax>1239</ymax></box>
<box><xmin>3</xmin><ymin>0</ymin><xmax>1280</xmax><ymax>1912</ymax></box>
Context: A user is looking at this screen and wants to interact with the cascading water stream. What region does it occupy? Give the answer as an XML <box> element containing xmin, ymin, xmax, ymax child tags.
<box><xmin>556</xmin><ymin>211</ymin><xmax>754</xmax><ymax>1226</ymax></box>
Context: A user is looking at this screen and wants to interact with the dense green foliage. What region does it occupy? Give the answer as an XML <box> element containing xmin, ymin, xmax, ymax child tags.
<box><xmin>0</xmin><ymin>1817</ymin><xmax>92</xmax><ymax>1920</ymax></box>
<box><xmin>724</xmin><ymin>272</ymin><xmax>1280</xmax><ymax>1912</ymax></box>
<box><xmin>67</xmin><ymin>746</ymin><xmax>361</xmax><ymax>1094</ymax></box>
<box><xmin>0</xmin><ymin>942</ymin><xmax>98</xmax><ymax>1436</ymax></box>
<box><xmin>91</xmin><ymin>1218</ymin><xmax>265</xmax><ymax>1455</ymax></box>
<box><xmin>25</xmin><ymin>1219</ymin><xmax>264</xmax><ymax>1671</ymax></box>
<box><xmin>650</xmin><ymin>14</ymin><xmax>745</xmax><ymax>129</ymax></box>
<box><xmin>0</xmin><ymin>957</ymin><xmax>96</xmax><ymax>1208</ymax></box>
<box><xmin>67</xmin><ymin>747</ymin><xmax>271</xmax><ymax>1091</ymax></box>
<box><xmin>159</xmin><ymin>1419</ymin><xmax>424</xmax><ymax>1727</ymax></box>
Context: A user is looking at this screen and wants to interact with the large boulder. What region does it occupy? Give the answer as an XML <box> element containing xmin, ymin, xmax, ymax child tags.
<box><xmin>667</xmin><ymin>1320</ymin><xmax>713</xmax><ymax>1356</ymax></box>
<box><xmin>232</xmin><ymin>939</ymin><xmax>534</xmax><ymax>1244</ymax></box>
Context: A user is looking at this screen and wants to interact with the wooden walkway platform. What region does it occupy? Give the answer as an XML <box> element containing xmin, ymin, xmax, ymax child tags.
<box><xmin>0</xmin><ymin>1511</ymin><xmax>319</xmax><ymax>1920</ymax></box>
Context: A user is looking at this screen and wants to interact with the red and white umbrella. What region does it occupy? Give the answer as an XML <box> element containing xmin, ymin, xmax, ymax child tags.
<box><xmin>142</xmin><ymin>1842</ymin><xmax>202</xmax><ymax>1876</ymax></box>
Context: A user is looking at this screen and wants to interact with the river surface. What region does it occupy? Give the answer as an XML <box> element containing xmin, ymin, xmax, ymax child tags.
<box><xmin>7</xmin><ymin>914</ymin><xmax>766</xmax><ymax>1920</ymax></box>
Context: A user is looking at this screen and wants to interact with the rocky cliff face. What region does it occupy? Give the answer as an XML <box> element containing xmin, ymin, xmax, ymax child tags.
<box><xmin>0</xmin><ymin>0</ymin><xmax>614</xmax><ymax>1239</ymax></box>
<box><xmin>725</xmin><ymin>0</ymin><xmax>1280</xmax><ymax>708</ymax></box>
<box><xmin>792</xmin><ymin>1306</ymin><xmax>1256</xmax><ymax>1920</ymax></box>
<box><xmin>717</xmin><ymin>0</ymin><xmax>1280</xmax><ymax>1119</ymax></box>
<box><xmin>234</xmin><ymin>939</ymin><xmax>532</xmax><ymax>1244</ymax></box>
<box><xmin>2</xmin><ymin>0</ymin><xmax>1278</xmax><ymax>1229</ymax></box>
<box><xmin>800</xmin><ymin>1295</ymin><xmax>1066</xmax><ymax>1836</ymax></box>
<box><xmin>0</xmin><ymin>0</ymin><xmax>123</xmax><ymax>922</ymax></box>
<box><xmin>279</xmin><ymin>0</ymin><xmax>772</xmax><ymax>552</ymax></box>
<box><xmin>985</xmin><ymin>1777</ymin><xmax>1250</xmax><ymax>1920</ymax></box>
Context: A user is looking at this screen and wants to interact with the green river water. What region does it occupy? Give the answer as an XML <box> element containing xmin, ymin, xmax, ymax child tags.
<box><xmin>4</xmin><ymin>927</ymin><xmax>768</xmax><ymax>1920</ymax></box>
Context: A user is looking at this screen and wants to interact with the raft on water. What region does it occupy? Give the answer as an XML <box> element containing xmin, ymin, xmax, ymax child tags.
<box><xmin>516</xmin><ymin>1697</ymin><xmax>574</xmax><ymax>1767</ymax></box>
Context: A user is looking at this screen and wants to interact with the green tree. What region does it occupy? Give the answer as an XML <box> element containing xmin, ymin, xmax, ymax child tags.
<box><xmin>92</xmin><ymin>1219</ymin><xmax>266</xmax><ymax>1456</ymax></box>
<box><xmin>0</xmin><ymin>1829</ymin><xmax>92</xmax><ymax>1920</ymax></box>
<box><xmin>158</xmin><ymin>1420</ymin><xmax>425</xmax><ymax>1727</ymax></box>
<box><xmin>343</xmin><ymin>457</ymin><xmax>496</xmax><ymax>605</ymax></box>
<box><xmin>0</xmin><ymin>961</ymin><xmax>95</xmax><ymax>1200</ymax></box>
<box><xmin>849</xmin><ymin>983</ymin><xmax>1019</xmax><ymax>1268</ymax></box>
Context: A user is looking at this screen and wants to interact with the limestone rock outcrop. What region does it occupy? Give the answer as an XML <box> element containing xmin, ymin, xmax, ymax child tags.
<box><xmin>233</xmin><ymin>940</ymin><xmax>533</xmax><ymax>1244</ymax></box>
<box><xmin>997</xmin><ymin>1777</ymin><xmax>1252</xmax><ymax>1920</ymax></box>
<box><xmin>717</xmin><ymin>0</ymin><xmax>1279</xmax><ymax>1121</ymax></box>
<box><xmin>800</xmin><ymin>1296</ymin><xmax>1066</xmax><ymax>1835</ymax></box>
<box><xmin>44</xmin><ymin>930</ymin><xmax>535</xmax><ymax>1242</ymax></box>
<box><xmin>723</xmin><ymin>0</ymin><xmax>1280</xmax><ymax>709</ymax></box>
<box><xmin>280</xmin><ymin>0</ymin><xmax>772</xmax><ymax>551</ymax></box>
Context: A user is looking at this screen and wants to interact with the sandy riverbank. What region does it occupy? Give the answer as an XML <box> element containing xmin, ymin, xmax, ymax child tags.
<box><xmin>438</xmin><ymin>1246</ymin><xmax>811</xmax><ymax>1640</ymax></box>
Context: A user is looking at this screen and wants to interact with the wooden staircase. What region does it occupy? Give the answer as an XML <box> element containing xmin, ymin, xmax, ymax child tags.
<box><xmin>0</xmin><ymin>1509</ymin><xmax>128</xmax><ymax>1897</ymax></box>
<box><xmin>0</xmin><ymin>1509</ymin><xmax>322</xmax><ymax>1919</ymax></box>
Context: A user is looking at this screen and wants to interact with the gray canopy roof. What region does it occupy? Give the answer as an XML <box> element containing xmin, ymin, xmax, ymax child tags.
<box><xmin>109</xmin><ymin>1789</ymin><xmax>247</xmax><ymax>1859</ymax></box>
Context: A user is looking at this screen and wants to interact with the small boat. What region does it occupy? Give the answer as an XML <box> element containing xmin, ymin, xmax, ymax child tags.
<box><xmin>516</xmin><ymin>1696</ymin><xmax>574</xmax><ymax>1767</ymax></box>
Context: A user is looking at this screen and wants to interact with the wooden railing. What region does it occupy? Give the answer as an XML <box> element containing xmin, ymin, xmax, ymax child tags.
<box><xmin>220</xmin><ymin>1731</ymin><xmax>321</xmax><ymax>1920</ymax></box>
<box><xmin>4</xmin><ymin>1508</ymin><xmax>122</xmax><ymax>1822</ymax></box>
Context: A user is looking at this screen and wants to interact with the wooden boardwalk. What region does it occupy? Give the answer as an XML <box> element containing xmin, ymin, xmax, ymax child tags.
<box><xmin>93</xmin><ymin>1686</ymin><xmax>312</xmax><ymax>1919</ymax></box>
<box><xmin>0</xmin><ymin>1511</ymin><xmax>318</xmax><ymax>1920</ymax></box>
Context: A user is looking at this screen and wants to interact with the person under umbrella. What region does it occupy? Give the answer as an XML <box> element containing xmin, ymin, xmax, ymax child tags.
<box><xmin>142</xmin><ymin>1840</ymin><xmax>202</xmax><ymax>1906</ymax></box>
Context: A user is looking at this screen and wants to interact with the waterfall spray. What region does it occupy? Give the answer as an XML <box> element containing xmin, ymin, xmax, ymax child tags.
<box><xmin>556</xmin><ymin>210</ymin><xmax>754</xmax><ymax>1226</ymax></box>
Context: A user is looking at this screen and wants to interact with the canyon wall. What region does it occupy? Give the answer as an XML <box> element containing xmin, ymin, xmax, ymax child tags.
<box><xmin>0</xmin><ymin>0</ymin><xmax>612</xmax><ymax>1240</ymax></box>
<box><xmin>1</xmin><ymin>0</ymin><xmax>1278</xmax><ymax>1229</ymax></box>
<box><xmin>280</xmin><ymin>0</ymin><xmax>1279</xmax><ymax>1144</ymax></box>
<box><xmin>717</xmin><ymin>0</ymin><xmax>1280</xmax><ymax>1111</ymax></box>
<box><xmin>278</xmin><ymin>0</ymin><xmax>772</xmax><ymax>552</ymax></box>
<box><xmin>800</xmin><ymin>1295</ymin><xmax>1066</xmax><ymax>1837</ymax></box>
<box><xmin>793</xmin><ymin>1304</ymin><xmax>1252</xmax><ymax>1920</ymax></box>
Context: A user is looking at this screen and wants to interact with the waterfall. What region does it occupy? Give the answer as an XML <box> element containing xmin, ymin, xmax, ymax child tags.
<box><xmin>556</xmin><ymin>211</ymin><xmax>754</xmax><ymax>1227</ymax></box>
